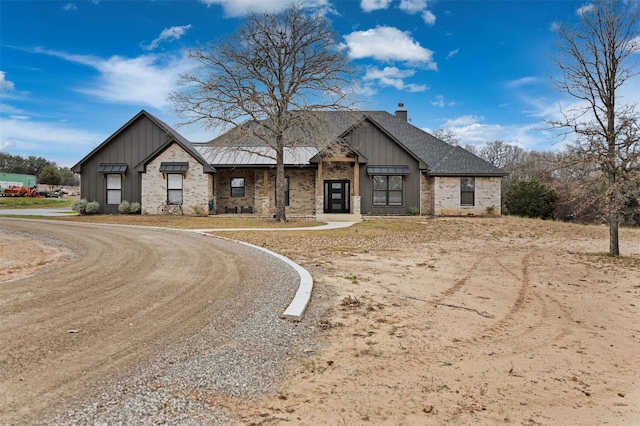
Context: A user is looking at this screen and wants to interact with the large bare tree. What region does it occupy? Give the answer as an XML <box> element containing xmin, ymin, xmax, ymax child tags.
<box><xmin>170</xmin><ymin>4</ymin><xmax>356</xmax><ymax>222</ymax></box>
<box><xmin>549</xmin><ymin>0</ymin><xmax>640</xmax><ymax>256</ymax></box>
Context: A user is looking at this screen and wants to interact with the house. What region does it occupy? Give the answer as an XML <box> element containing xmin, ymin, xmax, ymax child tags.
<box><xmin>71</xmin><ymin>107</ymin><xmax>507</xmax><ymax>217</ymax></box>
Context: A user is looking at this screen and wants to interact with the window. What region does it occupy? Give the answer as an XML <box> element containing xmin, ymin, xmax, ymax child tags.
<box><xmin>372</xmin><ymin>175</ymin><xmax>403</xmax><ymax>206</ymax></box>
<box><xmin>461</xmin><ymin>177</ymin><xmax>475</xmax><ymax>206</ymax></box>
<box><xmin>167</xmin><ymin>174</ymin><xmax>183</xmax><ymax>205</ymax></box>
<box><xmin>106</xmin><ymin>174</ymin><xmax>122</xmax><ymax>205</ymax></box>
<box><xmin>231</xmin><ymin>177</ymin><xmax>245</xmax><ymax>197</ymax></box>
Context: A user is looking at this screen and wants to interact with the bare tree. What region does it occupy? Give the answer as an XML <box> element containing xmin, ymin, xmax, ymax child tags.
<box><xmin>433</xmin><ymin>129</ymin><xmax>460</xmax><ymax>146</ymax></box>
<box><xmin>549</xmin><ymin>0</ymin><xmax>640</xmax><ymax>256</ymax></box>
<box><xmin>170</xmin><ymin>4</ymin><xmax>356</xmax><ymax>222</ymax></box>
<box><xmin>479</xmin><ymin>140</ymin><xmax>526</xmax><ymax>170</ymax></box>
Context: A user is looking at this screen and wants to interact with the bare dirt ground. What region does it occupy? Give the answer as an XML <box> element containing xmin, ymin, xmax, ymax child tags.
<box><xmin>1</xmin><ymin>216</ymin><xmax>639</xmax><ymax>425</ymax></box>
<box><xmin>0</xmin><ymin>219</ymin><xmax>248</xmax><ymax>424</ymax></box>
<box><xmin>224</xmin><ymin>217</ymin><xmax>640</xmax><ymax>425</ymax></box>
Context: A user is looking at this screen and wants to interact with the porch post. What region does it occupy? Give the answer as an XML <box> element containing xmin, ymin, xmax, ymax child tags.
<box><xmin>352</xmin><ymin>160</ymin><xmax>361</xmax><ymax>215</ymax></box>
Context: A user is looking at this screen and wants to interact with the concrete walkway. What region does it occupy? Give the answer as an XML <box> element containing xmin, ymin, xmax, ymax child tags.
<box><xmin>0</xmin><ymin>207</ymin><xmax>77</xmax><ymax>216</ymax></box>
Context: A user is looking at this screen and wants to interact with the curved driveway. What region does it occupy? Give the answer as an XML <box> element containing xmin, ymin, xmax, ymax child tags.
<box><xmin>0</xmin><ymin>219</ymin><xmax>293</xmax><ymax>423</ymax></box>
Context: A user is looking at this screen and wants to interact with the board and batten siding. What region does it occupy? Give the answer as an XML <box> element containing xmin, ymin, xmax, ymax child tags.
<box><xmin>77</xmin><ymin>115</ymin><xmax>171</xmax><ymax>214</ymax></box>
<box><xmin>348</xmin><ymin>120</ymin><xmax>421</xmax><ymax>215</ymax></box>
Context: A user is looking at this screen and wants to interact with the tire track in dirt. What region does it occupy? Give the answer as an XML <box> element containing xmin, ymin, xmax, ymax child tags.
<box><xmin>0</xmin><ymin>219</ymin><xmax>253</xmax><ymax>424</ymax></box>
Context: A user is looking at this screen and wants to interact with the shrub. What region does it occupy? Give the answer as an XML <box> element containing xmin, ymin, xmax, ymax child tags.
<box><xmin>191</xmin><ymin>204</ymin><xmax>207</xmax><ymax>216</ymax></box>
<box><xmin>71</xmin><ymin>199</ymin><xmax>88</xmax><ymax>215</ymax></box>
<box><xmin>85</xmin><ymin>201</ymin><xmax>100</xmax><ymax>215</ymax></box>
<box><xmin>505</xmin><ymin>178</ymin><xmax>556</xmax><ymax>219</ymax></box>
<box><xmin>486</xmin><ymin>205</ymin><xmax>496</xmax><ymax>215</ymax></box>
<box><xmin>118</xmin><ymin>200</ymin><xmax>131</xmax><ymax>214</ymax></box>
<box><xmin>408</xmin><ymin>206</ymin><xmax>420</xmax><ymax>216</ymax></box>
<box><xmin>129</xmin><ymin>202</ymin><xmax>141</xmax><ymax>214</ymax></box>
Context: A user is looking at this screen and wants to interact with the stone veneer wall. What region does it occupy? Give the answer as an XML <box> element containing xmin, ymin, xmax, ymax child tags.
<box><xmin>141</xmin><ymin>143</ymin><xmax>213</xmax><ymax>215</ymax></box>
<box><xmin>420</xmin><ymin>174</ymin><xmax>435</xmax><ymax>215</ymax></box>
<box><xmin>215</xmin><ymin>169</ymin><xmax>256</xmax><ymax>213</ymax></box>
<box><xmin>215</xmin><ymin>168</ymin><xmax>316</xmax><ymax>216</ymax></box>
<box><xmin>433</xmin><ymin>176</ymin><xmax>502</xmax><ymax>216</ymax></box>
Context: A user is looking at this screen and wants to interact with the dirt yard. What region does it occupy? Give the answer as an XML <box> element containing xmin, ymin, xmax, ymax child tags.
<box><xmin>2</xmin><ymin>216</ymin><xmax>639</xmax><ymax>425</ymax></box>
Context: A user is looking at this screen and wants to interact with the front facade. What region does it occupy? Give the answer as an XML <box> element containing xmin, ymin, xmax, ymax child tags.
<box><xmin>72</xmin><ymin>108</ymin><xmax>507</xmax><ymax>218</ymax></box>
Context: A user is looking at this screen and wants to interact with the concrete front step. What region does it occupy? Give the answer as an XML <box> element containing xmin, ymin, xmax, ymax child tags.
<box><xmin>315</xmin><ymin>213</ymin><xmax>363</xmax><ymax>222</ymax></box>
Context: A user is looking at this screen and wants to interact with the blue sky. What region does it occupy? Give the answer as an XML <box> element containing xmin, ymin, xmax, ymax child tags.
<box><xmin>1</xmin><ymin>0</ymin><xmax>636</xmax><ymax>167</ymax></box>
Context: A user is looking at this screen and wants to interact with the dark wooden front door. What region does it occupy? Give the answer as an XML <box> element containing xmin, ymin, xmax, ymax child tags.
<box><xmin>324</xmin><ymin>180</ymin><xmax>350</xmax><ymax>213</ymax></box>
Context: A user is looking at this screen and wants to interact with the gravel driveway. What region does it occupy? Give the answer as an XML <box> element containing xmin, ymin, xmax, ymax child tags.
<box><xmin>0</xmin><ymin>219</ymin><xmax>323</xmax><ymax>425</ymax></box>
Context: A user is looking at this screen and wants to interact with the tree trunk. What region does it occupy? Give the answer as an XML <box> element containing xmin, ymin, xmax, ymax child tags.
<box><xmin>608</xmin><ymin>171</ymin><xmax>620</xmax><ymax>256</ymax></box>
<box><xmin>275</xmin><ymin>136</ymin><xmax>286</xmax><ymax>223</ymax></box>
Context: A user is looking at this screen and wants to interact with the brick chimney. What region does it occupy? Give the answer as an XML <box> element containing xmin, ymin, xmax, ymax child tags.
<box><xmin>395</xmin><ymin>103</ymin><xmax>407</xmax><ymax>121</ymax></box>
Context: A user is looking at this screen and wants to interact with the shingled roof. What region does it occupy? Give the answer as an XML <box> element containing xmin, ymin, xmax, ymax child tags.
<box><xmin>316</xmin><ymin>110</ymin><xmax>507</xmax><ymax>177</ymax></box>
<box><xmin>200</xmin><ymin>109</ymin><xmax>507</xmax><ymax>176</ymax></box>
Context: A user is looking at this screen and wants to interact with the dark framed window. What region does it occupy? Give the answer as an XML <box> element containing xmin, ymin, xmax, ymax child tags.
<box><xmin>106</xmin><ymin>174</ymin><xmax>122</xmax><ymax>205</ymax></box>
<box><xmin>461</xmin><ymin>177</ymin><xmax>475</xmax><ymax>206</ymax></box>
<box><xmin>231</xmin><ymin>177</ymin><xmax>245</xmax><ymax>197</ymax></box>
<box><xmin>167</xmin><ymin>173</ymin><xmax>183</xmax><ymax>205</ymax></box>
<box><xmin>372</xmin><ymin>175</ymin><xmax>403</xmax><ymax>206</ymax></box>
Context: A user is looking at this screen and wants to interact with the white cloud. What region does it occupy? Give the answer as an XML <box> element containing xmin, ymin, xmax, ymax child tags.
<box><xmin>435</xmin><ymin>114</ymin><xmax>558</xmax><ymax>151</ymax></box>
<box><xmin>143</xmin><ymin>25</ymin><xmax>193</xmax><ymax>51</ymax></box>
<box><xmin>363</xmin><ymin>66</ymin><xmax>427</xmax><ymax>92</ymax></box>
<box><xmin>446</xmin><ymin>48</ymin><xmax>459</xmax><ymax>60</ymax></box>
<box><xmin>431</xmin><ymin>95</ymin><xmax>456</xmax><ymax>107</ymax></box>
<box><xmin>505</xmin><ymin>76</ymin><xmax>540</xmax><ymax>89</ymax></box>
<box><xmin>33</xmin><ymin>48</ymin><xmax>189</xmax><ymax>109</ymax></box>
<box><xmin>361</xmin><ymin>0</ymin><xmax>392</xmax><ymax>12</ymax></box>
<box><xmin>0</xmin><ymin>116</ymin><xmax>103</xmax><ymax>166</ymax></box>
<box><xmin>199</xmin><ymin>0</ymin><xmax>330</xmax><ymax>17</ymax></box>
<box><xmin>421</xmin><ymin>10</ymin><xmax>436</xmax><ymax>25</ymax></box>
<box><xmin>399</xmin><ymin>0</ymin><xmax>427</xmax><ymax>14</ymax></box>
<box><xmin>342</xmin><ymin>26</ymin><xmax>437</xmax><ymax>69</ymax></box>
<box><xmin>63</xmin><ymin>3</ymin><xmax>77</xmax><ymax>11</ymax></box>
<box><xmin>0</xmin><ymin>71</ymin><xmax>15</xmax><ymax>91</ymax></box>
<box><xmin>577</xmin><ymin>4</ymin><xmax>595</xmax><ymax>16</ymax></box>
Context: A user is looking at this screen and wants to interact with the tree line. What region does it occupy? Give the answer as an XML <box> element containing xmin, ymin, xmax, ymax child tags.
<box><xmin>463</xmin><ymin>140</ymin><xmax>639</xmax><ymax>227</ymax></box>
<box><xmin>0</xmin><ymin>152</ymin><xmax>79</xmax><ymax>187</ymax></box>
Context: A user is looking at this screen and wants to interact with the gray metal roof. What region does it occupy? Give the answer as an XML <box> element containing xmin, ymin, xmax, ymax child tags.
<box><xmin>159</xmin><ymin>162</ymin><xmax>189</xmax><ymax>173</ymax></box>
<box><xmin>195</xmin><ymin>145</ymin><xmax>318</xmax><ymax>167</ymax></box>
<box><xmin>97</xmin><ymin>163</ymin><xmax>128</xmax><ymax>173</ymax></box>
<box><xmin>366</xmin><ymin>165</ymin><xmax>411</xmax><ymax>175</ymax></box>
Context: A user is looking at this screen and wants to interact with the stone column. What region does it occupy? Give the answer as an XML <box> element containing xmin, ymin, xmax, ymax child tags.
<box><xmin>352</xmin><ymin>195</ymin><xmax>361</xmax><ymax>215</ymax></box>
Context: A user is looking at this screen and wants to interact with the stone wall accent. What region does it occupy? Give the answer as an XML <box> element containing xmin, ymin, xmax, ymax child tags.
<box><xmin>352</xmin><ymin>195</ymin><xmax>361</xmax><ymax>215</ymax></box>
<box><xmin>216</xmin><ymin>168</ymin><xmax>316</xmax><ymax>216</ymax></box>
<box><xmin>433</xmin><ymin>176</ymin><xmax>502</xmax><ymax>216</ymax></box>
<box><xmin>420</xmin><ymin>174</ymin><xmax>435</xmax><ymax>215</ymax></box>
<box><xmin>322</xmin><ymin>162</ymin><xmax>352</xmax><ymax>183</ymax></box>
<box><xmin>141</xmin><ymin>143</ymin><xmax>213</xmax><ymax>215</ymax></box>
<box><xmin>215</xmin><ymin>169</ymin><xmax>256</xmax><ymax>213</ymax></box>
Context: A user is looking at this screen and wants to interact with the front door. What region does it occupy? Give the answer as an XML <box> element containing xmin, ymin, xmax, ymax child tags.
<box><xmin>324</xmin><ymin>180</ymin><xmax>350</xmax><ymax>213</ymax></box>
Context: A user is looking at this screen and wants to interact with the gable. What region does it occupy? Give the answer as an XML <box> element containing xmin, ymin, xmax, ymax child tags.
<box><xmin>345</xmin><ymin>118</ymin><xmax>421</xmax><ymax>169</ymax></box>
<box><xmin>71</xmin><ymin>111</ymin><xmax>173</xmax><ymax>173</ymax></box>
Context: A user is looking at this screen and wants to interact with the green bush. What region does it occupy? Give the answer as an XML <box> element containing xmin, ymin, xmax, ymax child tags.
<box><xmin>129</xmin><ymin>202</ymin><xmax>141</xmax><ymax>214</ymax></box>
<box><xmin>85</xmin><ymin>201</ymin><xmax>100</xmax><ymax>215</ymax></box>
<box><xmin>408</xmin><ymin>206</ymin><xmax>420</xmax><ymax>215</ymax></box>
<box><xmin>118</xmin><ymin>200</ymin><xmax>131</xmax><ymax>214</ymax></box>
<box><xmin>71</xmin><ymin>199</ymin><xmax>88</xmax><ymax>215</ymax></box>
<box><xmin>505</xmin><ymin>178</ymin><xmax>556</xmax><ymax>219</ymax></box>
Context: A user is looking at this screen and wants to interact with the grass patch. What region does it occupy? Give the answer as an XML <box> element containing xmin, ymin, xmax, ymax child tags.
<box><xmin>0</xmin><ymin>197</ymin><xmax>74</xmax><ymax>208</ymax></box>
<box><xmin>49</xmin><ymin>215</ymin><xmax>323</xmax><ymax>229</ymax></box>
